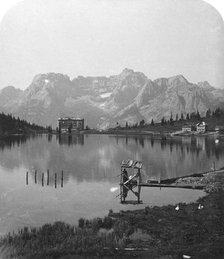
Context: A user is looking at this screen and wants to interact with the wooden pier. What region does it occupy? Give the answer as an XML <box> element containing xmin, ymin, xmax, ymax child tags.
<box><xmin>119</xmin><ymin>160</ymin><xmax>143</xmax><ymax>204</ymax></box>
<box><xmin>118</xmin><ymin>159</ymin><xmax>221</xmax><ymax>204</ymax></box>
<box><xmin>139</xmin><ymin>182</ymin><xmax>204</xmax><ymax>189</ymax></box>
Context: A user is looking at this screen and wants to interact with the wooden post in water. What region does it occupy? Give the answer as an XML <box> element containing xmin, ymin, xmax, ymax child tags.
<box><xmin>137</xmin><ymin>168</ymin><xmax>141</xmax><ymax>203</ymax></box>
<box><xmin>47</xmin><ymin>169</ymin><xmax>49</xmax><ymax>185</ymax></box>
<box><xmin>55</xmin><ymin>173</ymin><xmax>57</xmax><ymax>188</ymax></box>
<box><xmin>35</xmin><ymin>170</ymin><xmax>37</xmax><ymax>184</ymax></box>
<box><xmin>26</xmin><ymin>172</ymin><xmax>28</xmax><ymax>185</ymax></box>
<box><xmin>61</xmin><ymin>170</ymin><xmax>63</xmax><ymax>188</ymax></box>
<box><xmin>42</xmin><ymin>173</ymin><xmax>44</xmax><ymax>187</ymax></box>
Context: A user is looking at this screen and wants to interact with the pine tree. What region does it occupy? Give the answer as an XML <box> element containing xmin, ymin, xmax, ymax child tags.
<box><xmin>214</xmin><ymin>107</ymin><xmax>222</xmax><ymax>118</ymax></box>
<box><xmin>181</xmin><ymin>113</ymin><xmax>184</xmax><ymax>120</ymax></box>
<box><xmin>139</xmin><ymin>120</ymin><xmax>145</xmax><ymax>127</ymax></box>
<box><xmin>196</xmin><ymin>110</ymin><xmax>201</xmax><ymax>120</ymax></box>
<box><xmin>206</xmin><ymin>108</ymin><xmax>211</xmax><ymax>118</ymax></box>
<box><xmin>190</xmin><ymin>112</ymin><xmax>196</xmax><ymax>120</ymax></box>
<box><xmin>170</xmin><ymin>113</ymin><xmax>174</xmax><ymax>125</ymax></box>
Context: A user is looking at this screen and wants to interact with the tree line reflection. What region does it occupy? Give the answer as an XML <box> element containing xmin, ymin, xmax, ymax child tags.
<box><xmin>111</xmin><ymin>135</ymin><xmax>224</xmax><ymax>159</ymax></box>
<box><xmin>0</xmin><ymin>134</ymin><xmax>223</xmax><ymax>185</ymax></box>
<box><xmin>1</xmin><ymin>134</ymin><xmax>222</xmax><ymax>160</ymax></box>
<box><xmin>0</xmin><ymin>135</ymin><xmax>37</xmax><ymax>150</ymax></box>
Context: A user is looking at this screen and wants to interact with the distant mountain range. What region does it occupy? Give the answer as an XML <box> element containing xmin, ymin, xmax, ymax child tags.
<box><xmin>0</xmin><ymin>68</ymin><xmax>224</xmax><ymax>129</ymax></box>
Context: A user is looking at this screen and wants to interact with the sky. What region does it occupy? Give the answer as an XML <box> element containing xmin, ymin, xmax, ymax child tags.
<box><xmin>0</xmin><ymin>0</ymin><xmax>223</xmax><ymax>90</ymax></box>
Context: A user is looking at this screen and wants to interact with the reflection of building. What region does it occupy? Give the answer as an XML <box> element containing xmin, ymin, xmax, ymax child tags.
<box><xmin>182</xmin><ymin>124</ymin><xmax>194</xmax><ymax>132</ymax></box>
<box><xmin>196</xmin><ymin>137</ymin><xmax>205</xmax><ymax>150</ymax></box>
<box><xmin>196</xmin><ymin>121</ymin><xmax>207</xmax><ymax>133</ymax></box>
<box><xmin>57</xmin><ymin>134</ymin><xmax>84</xmax><ymax>145</ymax></box>
<box><xmin>182</xmin><ymin>136</ymin><xmax>192</xmax><ymax>144</ymax></box>
<box><xmin>58</xmin><ymin>117</ymin><xmax>84</xmax><ymax>133</ymax></box>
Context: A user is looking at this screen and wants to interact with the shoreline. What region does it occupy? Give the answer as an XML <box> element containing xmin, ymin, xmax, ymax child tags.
<box><xmin>56</xmin><ymin>129</ymin><xmax>223</xmax><ymax>138</ymax></box>
<box><xmin>0</xmin><ymin>169</ymin><xmax>224</xmax><ymax>258</ymax></box>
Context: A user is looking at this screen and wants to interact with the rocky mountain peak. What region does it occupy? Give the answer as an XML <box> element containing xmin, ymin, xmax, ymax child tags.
<box><xmin>0</xmin><ymin>70</ymin><xmax>222</xmax><ymax>128</ymax></box>
<box><xmin>121</xmin><ymin>67</ymin><xmax>134</xmax><ymax>74</ymax></box>
<box><xmin>115</xmin><ymin>68</ymin><xmax>148</xmax><ymax>89</ymax></box>
<box><xmin>153</xmin><ymin>78</ymin><xmax>168</xmax><ymax>88</ymax></box>
<box><xmin>26</xmin><ymin>73</ymin><xmax>72</xmax><ymax>95</ymax></box>
<box><xmin>118</xmin><ymin>68</ymin><xmax>136</xmax><ymax>80</ymax></box>
<box><xmin>32</xmin><ymin>73</ymin><xmax>70</xmax><ymax>85</ymax></box>
<box><xmin>0</xmin><ymin>85</ymin><xmax>22</xmax><ymax>97</ymax></box>
<box><xmin>198</xmin><ymin>81</ymin><xmax>214</xmax><ymax>90</ymax></box>
<box><xmin>0</xmin><ymin>85</ymin><xmax>22</xmax><ymax>107</ymax></box>
<box><xmin>167</xmin><ymin>74</ymin><xmax>189</xmax><ymax>86</ymax></box>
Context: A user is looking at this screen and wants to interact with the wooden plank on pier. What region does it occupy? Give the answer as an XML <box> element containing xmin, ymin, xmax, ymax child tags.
<box><xmin>139</xmin><ymin>183</ymin><xmax>204</xmax><ymax>189</ymax></box>
<box><xmin>121</xmin><ymin>200</ymin><xmax>143</xmax><ymax>204</ymax></box>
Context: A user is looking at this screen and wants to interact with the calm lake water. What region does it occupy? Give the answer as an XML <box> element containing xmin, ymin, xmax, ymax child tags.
<box><xmin>0</xmin><ymin>134</ymin><xmax>223</xmax><ymax>235</ymax></box>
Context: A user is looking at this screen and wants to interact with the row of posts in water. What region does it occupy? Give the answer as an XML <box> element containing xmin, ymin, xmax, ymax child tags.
<box><xmin>26</xmin><ymin>170</ymin><xmax>64</xmax><ymax>188</ymax></box>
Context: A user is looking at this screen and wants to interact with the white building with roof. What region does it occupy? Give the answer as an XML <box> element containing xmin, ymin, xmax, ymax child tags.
<box><xmin>182</xmin><ymin>124</ymin><xmax>195</xmax><ymax>132</ymax></box>
<box><xmin>215</xmin><ymin>125</ymin><xmax>224</xmax><ymax>133</ymax></box>
<box><xmin>196</xmin><ymin>121</ymin><xmax>207</xmax><ymax>133</ymax></box>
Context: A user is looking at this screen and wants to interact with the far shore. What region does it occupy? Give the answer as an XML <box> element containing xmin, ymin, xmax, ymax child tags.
<box><xmin>85</xmin><ymin>129</ymin><xmax>220</xmax><ymax>136</ymax></box>
<box><xmin>59</xmin><ymin>128</ymin><xmax>223</xmax><ymax>139</ymax></box>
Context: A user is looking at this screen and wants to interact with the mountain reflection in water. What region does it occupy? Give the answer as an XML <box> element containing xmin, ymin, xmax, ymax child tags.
<box><xmin>0</xmin><ymin>134</ymin><xmax>223</xmax><ymax>182</ymax></box>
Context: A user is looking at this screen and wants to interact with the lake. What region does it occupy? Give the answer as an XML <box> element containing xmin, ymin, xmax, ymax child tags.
<box><xmin>0</xmin><ymin>134</ymin><xmax>223</xmax><ymax>235</ymax></box>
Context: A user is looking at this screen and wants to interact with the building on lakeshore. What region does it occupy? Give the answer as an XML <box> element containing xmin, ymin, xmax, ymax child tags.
<box><xmin>196</xmin><ymin>121</ymin><xmax>207</xmax><ymax>133</ymax></box>
<box><xmin>58</xmin><ymin>117</ymin><xmax>84</xmax><ymax>133</ymax></box>
<box><xmin>215</xmin><ymin>125</ymin><xmax>224</xmax><ymax>133</ymax></box>
<box><xmin>182</xmin><ymin>124</ymin><xmax>195</xmax><ymax>132</ymax></box>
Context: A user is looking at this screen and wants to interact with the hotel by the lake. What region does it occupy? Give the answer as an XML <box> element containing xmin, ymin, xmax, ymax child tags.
<box><xmin>58</xmin><ymin>117</ymin><xmax>84</xmax><ymax>132</ymax></box>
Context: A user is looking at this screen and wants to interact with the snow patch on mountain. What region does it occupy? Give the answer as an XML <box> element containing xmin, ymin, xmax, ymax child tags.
<box><xmin>100</xmin><ymin>92</ymin><xmax>112</xmax><ymax>98</ymax></box>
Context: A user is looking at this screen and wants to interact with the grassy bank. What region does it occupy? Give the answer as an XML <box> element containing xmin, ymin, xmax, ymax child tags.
<box><xmin>1</xmin><ymin>171</ymin><xmax>224</xmax><ymax>259</ymax></box>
